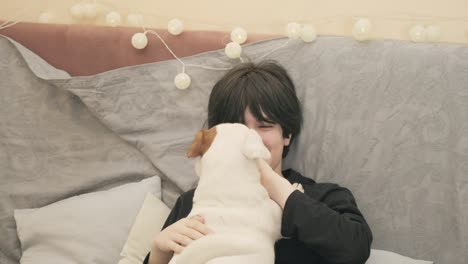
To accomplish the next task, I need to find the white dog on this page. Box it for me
[168,123,282,264]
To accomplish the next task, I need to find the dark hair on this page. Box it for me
[207,60,303,158]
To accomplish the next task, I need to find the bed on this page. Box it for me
[1,21,467,264]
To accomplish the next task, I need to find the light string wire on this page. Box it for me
[1,2,468,79]
[0,5,35,30]
[143,26,293,72]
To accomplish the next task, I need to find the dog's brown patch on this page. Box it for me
[187,127,217,158]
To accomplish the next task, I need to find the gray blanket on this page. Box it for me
[0,36,160,264]
[1,34,467,264]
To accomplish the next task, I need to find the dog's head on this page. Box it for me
[187,123,271,176]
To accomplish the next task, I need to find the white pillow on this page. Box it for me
[367,249,433,264]
[119,193,171,264]
[14,176,161,264]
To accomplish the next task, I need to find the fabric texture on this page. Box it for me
[14,176,161,264]
[65,36,467,263]
[119,193,171,264]
[0,35,159,264]
[367,249,433,264]
[1,31,467,263]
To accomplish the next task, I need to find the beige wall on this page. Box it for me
[1,0,468,44]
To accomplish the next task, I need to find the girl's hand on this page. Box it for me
[152,215,213,254]
[257,159,296,208]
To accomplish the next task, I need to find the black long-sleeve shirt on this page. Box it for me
[144,169,372,264]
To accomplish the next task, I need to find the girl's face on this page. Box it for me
[243,107,291,176]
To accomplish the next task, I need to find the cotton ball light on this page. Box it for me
[131,33,148,49]
[174,73,191,90]
[83,3,98,19]
[168,18,184,35]
[38,12,54,23]
[426,25,441,42]
[127,13,144,27]
[286,22,302,39]
[231,27,248,44]
[225,42,242,59]
[409,25,426,42]
[300,24,317,42]
[352,18,372,41]
[70,3,85,19]
[106,11,122,27]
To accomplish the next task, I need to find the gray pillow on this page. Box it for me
[14,176,161,264]
[66,36,468,264]
[367,249,433,264]
[0,36,159,264]
[67,54,228,192]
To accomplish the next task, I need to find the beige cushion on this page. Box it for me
[119,193,171,264]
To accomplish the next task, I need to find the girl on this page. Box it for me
[145,60,372,264]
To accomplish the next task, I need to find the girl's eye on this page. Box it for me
[259,123,274,128]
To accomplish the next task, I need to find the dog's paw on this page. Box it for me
[292,182,304,193]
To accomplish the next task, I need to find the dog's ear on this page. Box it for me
[242,129,271,160]
[187,127,217,158]
[187,130,204,158]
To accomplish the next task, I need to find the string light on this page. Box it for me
[167,18,183,36]
[135,24,292,89]
[231,27,248,44]
[352,18,372,41]
[0,6,32,30]
[126,13,144,27]
[225,42,242,59]
[2,1,468,89]
[174,72,191,90]
[143,29,194,89]
[38,12,54,23]
[0,21,20,30]
[70,1,98,20]
[300,24,317,43]
[1,2,467,41]
[409,25,426,42]
[131,32,148,49]
[83,3,98,19]
[286,22,302,39]
[105,11,122,27]
[70,3,85,20]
